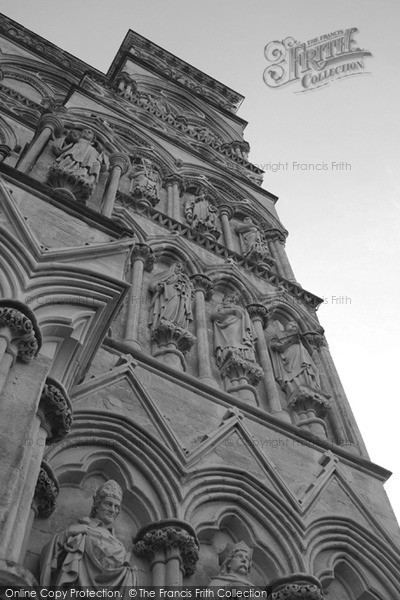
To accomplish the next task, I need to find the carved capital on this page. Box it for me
[34,461,59,518]
[38,377,73,444]
[163,173,184,192]
[109,152,130,175]
[37,113,64,138]
[190,274,213,300]
[287,386,330,417]
[133,520,199,576]
[264,228,287,244]
[151,318,195,354]
[0,299,42,362]
[218,204,233,219]
[302,331,326,349]
[246,303,270,329]
[130,243,155,272]
[268,574,325,599]
[219,351,263,386]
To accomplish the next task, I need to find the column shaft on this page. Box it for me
[220,213,235,250]
[102,165,122,217]
[193,289,217,387]
[125,258,144,348]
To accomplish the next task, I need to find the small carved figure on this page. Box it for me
[209,541,254,587]
[148,262,194,332]
[185,191,218,229]
[52,128,105,184]
[40,480,137,590]
[211,293,257,366]
[129,157,161,202]
[270,320,321,396]
[235,217,271,259]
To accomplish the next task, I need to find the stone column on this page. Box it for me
[125,243,155,349]
[3,377,72,562]
[164,174,183,220]
[17,113,64,174]
[102,152,130,217]
[265,230,296,281]
[133,520,199,586]
[190,274,217,387]
[303,332,346,445]
[268,573,325,599]
[218,204,235,251]
[0,144,12,163]
[246,304,291,422]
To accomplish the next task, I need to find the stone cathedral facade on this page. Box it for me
[0,14,399,598]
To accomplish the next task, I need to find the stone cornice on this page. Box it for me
[0,13,100,80]
[107,33,245,116]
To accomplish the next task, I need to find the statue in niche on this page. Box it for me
[52,128,105,184]
[40,480,137,590]
[129,157,161,203]
[235,217,272,261]
[211,292,257,366]
[148,262,194,332]
[185,191,218,233]
[209,541,254,587]
[270,320,321,397]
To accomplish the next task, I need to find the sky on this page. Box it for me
[1,0,399,524]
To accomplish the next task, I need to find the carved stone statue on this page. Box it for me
[209,541,254,587]
[148,262,194,332]
[40,480,137,590]
[211,293,257,366]
[129,157,161,204]
[185,191,218,235]
[270,320,321,396]
[235,217,272,262]
[49,128,107,202]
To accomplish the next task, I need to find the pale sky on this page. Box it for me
[1,1,399,524]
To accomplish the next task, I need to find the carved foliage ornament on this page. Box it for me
[269,584,325,600]
[34,462,59,518]
[38,378,73,444]
[0,300,42,362]
[133,526,199,576]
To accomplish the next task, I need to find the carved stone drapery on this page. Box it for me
[267,574,325,599]
[211,294,263,405]
[133,520,199,585]
[34,462,59,518]
[0,300,42,364]
[129,157,161,207]
[236,217,275,268]
[38,377,73,444]
[270,322,330,438]
[149,263,195,371]
[185,190,220,240]
[48,127,107,203]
